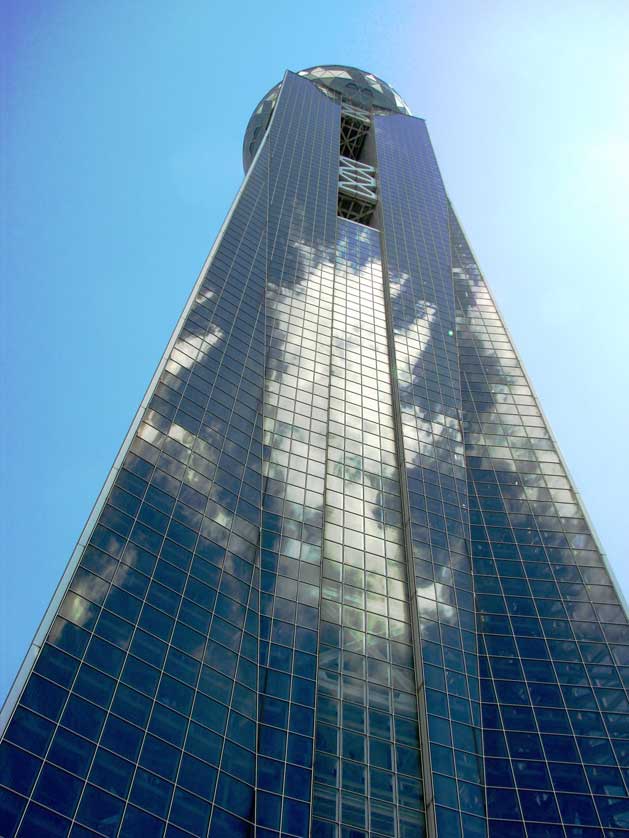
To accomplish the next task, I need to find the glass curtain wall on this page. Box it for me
[1,64,628,838]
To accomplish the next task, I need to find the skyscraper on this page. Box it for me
[1,62,628,837]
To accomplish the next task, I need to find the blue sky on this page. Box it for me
[2,0,628,702]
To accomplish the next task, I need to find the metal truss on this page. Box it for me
[337,156,377,225]
[339,103,371,159]
[337,193,376,224]
[338,156,377,203]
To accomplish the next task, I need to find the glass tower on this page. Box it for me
[1,65,628,838]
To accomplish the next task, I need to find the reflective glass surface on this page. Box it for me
[1,68,627,838]
[0,70,340,838]
[312,218,425,837]
[376,113,484,838]
[256,70,340,836]
[451,206,629,837]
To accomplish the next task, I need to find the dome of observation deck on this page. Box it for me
[243,65,411,172]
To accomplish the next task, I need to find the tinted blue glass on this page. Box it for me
[100,715,143,760]
[61,695,105,740]
[130,769,173,818]
[170,788,211,834]
[5,707,54,755]
[33,763,83,816]
[140,735,180,780]
[2,66,629,838]
[0,743,40,796]
[17,802,70,837]
[111,684,151,726]
[451,200,629,838]
[178,754,217,798]
[73,664,116,707]
[34,644,79,687]
[0,787,26,835]
[89,749,134,797]
[118,805,165,838]
[76,785,124,836]
[20,674,67,720]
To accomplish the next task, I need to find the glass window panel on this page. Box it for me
[0,742,41,796]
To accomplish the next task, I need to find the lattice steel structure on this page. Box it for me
[337,157,377,225]
[339,104,371,160]
[1,65,628,838]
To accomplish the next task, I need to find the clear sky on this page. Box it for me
[2,0,628,703]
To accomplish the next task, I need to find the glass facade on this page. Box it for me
[1,66,627,838]
[312,219,425,837]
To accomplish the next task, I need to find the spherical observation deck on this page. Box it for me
[243,65,411,172]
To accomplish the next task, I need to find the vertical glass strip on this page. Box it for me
[254,71,340,838]
[451,204,629,838]
[0,129,271,838]
[375,114,485,838]
[312,218,426,838]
